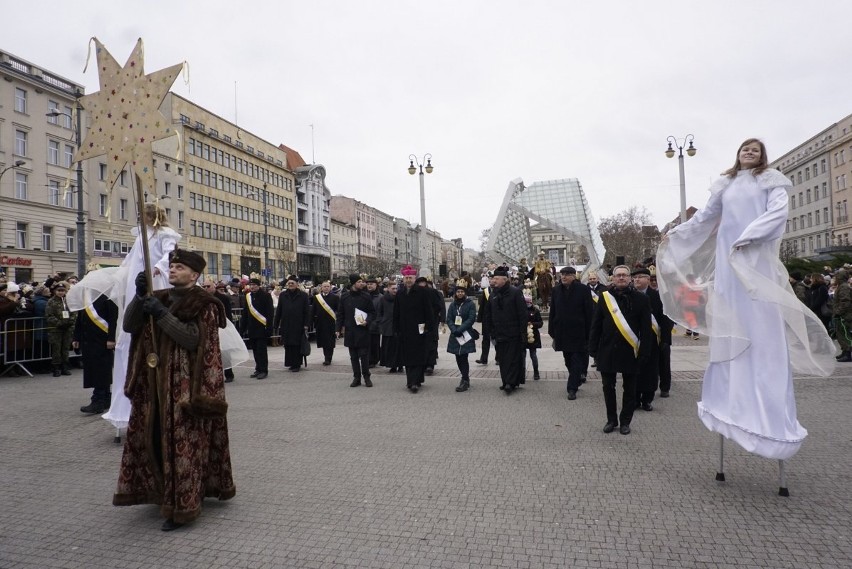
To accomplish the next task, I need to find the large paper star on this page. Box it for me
[75,38,183,194]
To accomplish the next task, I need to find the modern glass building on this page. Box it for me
[486,178,606,269]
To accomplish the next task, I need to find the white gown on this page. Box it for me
[657,169,835,460]
[68,226,180,430]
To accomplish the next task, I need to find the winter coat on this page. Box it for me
[548,280,594,352]
[589,287,653,374]
[524,304,543,350]
[368,291,383,335]
[337,288,375,349]
[644,287,674,345]
[274,289,311,346]
[485,283,527,342]
[377,292,396,337]
[73,294,118,389]
[311,292,339,349]
[393,285,435,366]
[46,295,77,337]
[446,298,477,355]
[240,290,274,339]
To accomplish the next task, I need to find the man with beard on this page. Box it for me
[475,272,495,365]
[377,282,401,372]
[366,277,383,368]
[549,266,595,400]
[486,266,527,394]
[274,275,311,373]
[589,265,653,435]
[311,281,339,365]
[240,277,273,379]
[394,266,435,392]
[115,249,235,531]
[632,267,674,406]
[417,276,446,376]
[337,274,375,387]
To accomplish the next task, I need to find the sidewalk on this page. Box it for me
[2,335,851,569]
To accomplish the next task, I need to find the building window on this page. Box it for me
[119,198,128,220]
[65,187,74,208]
[823,182,828,198]
[207,253,219,277]
[42,226,53,251]
[47,100,59,123]
[822,159,827,174]
[15,172,27,200]
[119,171,127,186]
[15,130,27,156]
[178,210,184,229]
[48,180,60,206]
[62,106,73,129]
[164,162,171,172]
[64,145,74,167]
[177,185,183,199]
[164,181,171,196]
[66,229,76,253]
[99,194,108,216]
[14,88,27,113]
[16,222,28,248]
[48,140,60,165]
[806,189,811,203]
[816,209,821,225]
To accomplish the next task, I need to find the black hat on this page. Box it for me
[559,266,576,275]
[632,268,651,277]
[169,248,206,273]
[230,277,241,285]
[285,275,299,283]
[249,278,262,285]
[493,266,509,277]
[415,276,428,284]
[349,273,363,285]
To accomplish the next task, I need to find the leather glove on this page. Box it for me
[135,271,148,298]
[141,296,169,320]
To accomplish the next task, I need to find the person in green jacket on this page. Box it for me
[46,281,77,376]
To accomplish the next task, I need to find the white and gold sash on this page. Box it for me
[602,291,639,357]
[484,288,490,301]
[591,289,599,303]
[651,314,660,344]
[315,294,336,321]
[246,293,267,326]
[85,304,109,334]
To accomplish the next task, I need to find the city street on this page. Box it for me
[2,335,852,568]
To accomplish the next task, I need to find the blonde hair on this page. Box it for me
[143,203,169,227]
[723,138,769,178]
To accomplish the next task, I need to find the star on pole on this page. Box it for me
[75,38,183,195]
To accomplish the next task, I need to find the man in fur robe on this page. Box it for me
[114,249,235,531]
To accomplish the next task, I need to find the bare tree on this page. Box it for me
[597,206,655,267]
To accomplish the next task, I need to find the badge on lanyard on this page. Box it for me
[62,310,70,319]
[455,315,462,325]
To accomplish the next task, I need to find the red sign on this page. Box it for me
[0,255,33,267]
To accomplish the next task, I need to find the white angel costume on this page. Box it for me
[657,169,835,460]
[69,225,180,429]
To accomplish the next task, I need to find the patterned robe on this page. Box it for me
[113,287,235,523]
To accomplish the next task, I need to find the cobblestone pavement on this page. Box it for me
[2,334,852,568]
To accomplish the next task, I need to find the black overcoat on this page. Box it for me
[589,287,653,374]
[525,305,543,350]
[645,287,673,345]
[376,292,396,337]
[337,288,375,349]
[548,280,595,352]
[274,289,311,346]
[311,292,339,349]
[73,294,118,389]
[240,290,274,339]
[393,285,434,366]
[476,287,492,333]
[486,284,527,342]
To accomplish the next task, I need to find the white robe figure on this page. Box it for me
[68,225,180,430]
[657,169,835,460]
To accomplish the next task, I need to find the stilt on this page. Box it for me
[113,427,122,444]
[778,460,789,497]
[715,434,726,481]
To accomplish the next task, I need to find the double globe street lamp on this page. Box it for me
[408,153,433,277]
[665,134,696,223]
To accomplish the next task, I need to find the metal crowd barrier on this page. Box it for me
[0,317,77,378]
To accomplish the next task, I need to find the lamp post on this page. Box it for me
[47,94,86,277]
[665,134,696,224]
[408,153,433,277]
[248,183,270,282]
[0,160,26,184]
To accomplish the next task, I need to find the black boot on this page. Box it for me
[455,379,469,392]
[80,400,106,414]
[838,351,852,363]
[533,369,540,380]
[61,364,72,376]
[52,365,61,377]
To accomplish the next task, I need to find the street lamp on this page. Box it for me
[408,153,433,277]
[47,93,86,278]
[665,134,696,224]
[247,183,271,282]
[0,160,26,183]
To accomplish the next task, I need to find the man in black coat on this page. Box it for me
[366,277,383,367]
[486,266,527,394]
[337,274,375,387]
[548,266,595,400]
[475,273,495,365]
[377,282,401,372]
[240,278,274,379]
[589,265,653,435]
[394,267,435,392]
[72,293,118,414]
[632,267,674,409]
[311,281,339,365]
[274,275,311,372]
[417,277,446,375]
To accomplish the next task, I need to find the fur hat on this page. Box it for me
[169,248,206,273]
